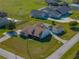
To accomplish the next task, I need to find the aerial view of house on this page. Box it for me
[0,0,79,59]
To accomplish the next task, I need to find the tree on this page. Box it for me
[6,20,16,31]
[69,21,78,26]
[51,21,56,25]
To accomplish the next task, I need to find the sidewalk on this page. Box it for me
[46,33,79,59]
[0,48,24,59]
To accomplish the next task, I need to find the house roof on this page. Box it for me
[21,23,45,37]
[56,6,71,15]
[30,10,47,18]
[45,0,59,3]
[0,12,7,18]
[22,25,34,35]
[41,6,71,18]
[0,17,10,27]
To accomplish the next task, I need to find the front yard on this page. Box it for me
[0,36,62,59]
[0,56,6,59]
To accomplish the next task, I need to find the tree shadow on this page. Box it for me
[70,26,79,32]
[20,34,52,42]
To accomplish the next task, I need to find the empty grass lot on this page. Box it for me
[0,56,6,59]
[0,37,62,59]
[0,0,46,20]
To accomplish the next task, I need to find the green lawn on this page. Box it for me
[0,37,62,59]
[0,56,6,59]
[0,0,46,20]
[61,42,79,59]
[0,29,8,36]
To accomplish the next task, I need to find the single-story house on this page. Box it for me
[20,23,65,41]
[20,23,52,41]
[30,10,48,19]
[42,6,71,17]
[30,5,71,19]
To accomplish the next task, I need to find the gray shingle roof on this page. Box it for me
[45,0,59,3]
[0,18,9,28]
[56,6,71,15]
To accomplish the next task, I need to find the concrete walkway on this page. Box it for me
[48,17,79,23]
[7,18,21,23]
[0,48,24,59]
[0,34,11,43]
[44,24,67,43]
[46,33,79,59]
[70,4,79,7]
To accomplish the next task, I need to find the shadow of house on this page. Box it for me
[70,26,79,32]
[20,23,52,42]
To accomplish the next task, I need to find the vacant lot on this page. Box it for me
[0,0,46,20]
[0,37,62,59]
[0,56,6,59]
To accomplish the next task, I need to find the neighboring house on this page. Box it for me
[41,6,71,19]
[45,0,60,6]
[30,10,48,19]
[20,23,52,41]
[51,25,65,35]
[0,17,10,28]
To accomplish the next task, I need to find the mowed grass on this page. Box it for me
[0,37,62,59]
[61,42,79,59]
[0,0,46,20]
[0,29,8,36]
[0,56,6,59]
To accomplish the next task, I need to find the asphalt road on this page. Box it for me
[46,33,79,59]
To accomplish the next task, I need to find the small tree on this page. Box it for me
[69,21,78,26]
[6,21,16,31]
[51,21,56,25]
